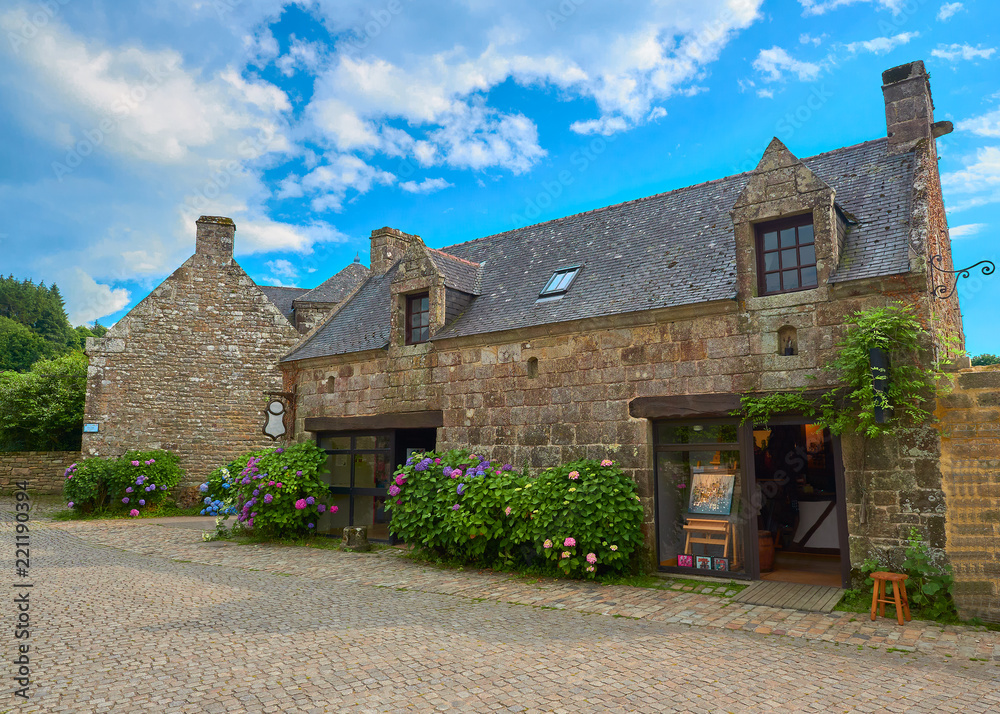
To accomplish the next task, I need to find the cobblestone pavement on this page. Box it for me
[6,513,1000,713]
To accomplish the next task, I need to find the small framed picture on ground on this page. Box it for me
[713,557,729,572]
[695,556,712,570]
[677,554,694,568]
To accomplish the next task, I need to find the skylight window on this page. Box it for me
[539,266,581,298]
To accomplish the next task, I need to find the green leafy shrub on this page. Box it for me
[901,527,955,620]
[0,352,86,451]
[971,353,1000,366]
[62,449,184,515]
[387,451,644,579]
[223,442,329,538]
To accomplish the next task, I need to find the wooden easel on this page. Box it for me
[683,518,734,563]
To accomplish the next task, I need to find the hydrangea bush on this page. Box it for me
[208,442,331,538]
[387,451,644,579]
[63,450,184,516]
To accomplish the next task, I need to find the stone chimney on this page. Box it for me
[195,216,235,262]
[882,60,953,154]
[370,226,418,275]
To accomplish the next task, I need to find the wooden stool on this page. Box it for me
[870,572,911,625]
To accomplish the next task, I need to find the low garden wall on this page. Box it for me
[936,365,1000,623]
[0,451,77,495]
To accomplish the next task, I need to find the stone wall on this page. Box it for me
[936,365,1000,623]
[285,279,946,566]
[0,452,77,494]
[83,217,302,485]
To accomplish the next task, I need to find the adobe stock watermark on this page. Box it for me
[183,125,277,213]
[509,134,617,228]
[51,64,173,182]
[545,0,588,30]
[6,0,72,55]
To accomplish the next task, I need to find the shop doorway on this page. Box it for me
[315,428,436,541]
[752,423,848,588]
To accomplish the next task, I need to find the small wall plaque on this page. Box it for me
[83,423,99,433]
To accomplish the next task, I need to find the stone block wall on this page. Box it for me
[83,218,302,485]
[0,452,78,494]
[286,282,945,566]
[935,365,1000,623]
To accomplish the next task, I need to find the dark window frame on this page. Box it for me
[405,292,430,345]
[755,214,818,296]
[538,265,581,298]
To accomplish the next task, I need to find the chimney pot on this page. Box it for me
[195,216,235,262]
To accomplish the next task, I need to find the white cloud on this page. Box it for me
[844,32,918,55]
[299,155,395,211]
[797,0,906,15]
[275,36,325,77]
[59,268,131,325]
[957,106,1000,138]
[399,177,453,194]
[942,147,1000,211]
[753,47,822,82]
[931,44,997,62]
[757,88,774,99]
[937,2,964,21]
[949,223,986,239]
[264,258,299,282]
[799,34,823,46]
[236,218,348,254]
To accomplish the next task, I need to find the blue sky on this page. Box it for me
[1,0,998,353]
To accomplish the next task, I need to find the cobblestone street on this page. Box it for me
[6,513,1000,713]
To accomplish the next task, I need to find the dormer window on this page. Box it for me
[539,266,581,299]
[405,293,429,345]
[756,215,817,295]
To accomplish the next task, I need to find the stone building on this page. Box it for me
[277,61,982,604]
[83,217,307,482]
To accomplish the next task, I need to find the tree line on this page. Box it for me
[0,275,110,451]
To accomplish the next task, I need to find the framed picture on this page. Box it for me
[687,472,736,515]
[713,557,729,572]
[695,555,712,570]
[677,554,694,568]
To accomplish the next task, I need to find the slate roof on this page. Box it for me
[295,262,370,304]
[257,286,309,321]
[427,248,483,294]
[284,138,915,362]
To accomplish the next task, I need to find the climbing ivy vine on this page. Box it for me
[735,303,951,437]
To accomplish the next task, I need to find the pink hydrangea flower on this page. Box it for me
[610,545,618,551]
[505,506,512,516]
[67,502,74,508]
[129,509,140,517]
[542,539,552,549]
[294,499,307,510]
[269,480,275,486]
[131,460,140,466]
[331,505,339,513]
[586,553,597,564]
[561,551,570,559]
[568,471,579,480]
[563,537,576,547]
[601,459,613,467]
[395,474,406,486]
[434,458,441,464]
[276,483,283,488]
[586,565,595,573]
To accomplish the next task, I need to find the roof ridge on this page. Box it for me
[258,285,307,291]
[441,137,893,252]
[427,246,481,267]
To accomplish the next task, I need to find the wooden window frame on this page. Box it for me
[755,214,818,296]
[405,292,430,345]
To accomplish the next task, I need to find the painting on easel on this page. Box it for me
[687,472,736,516]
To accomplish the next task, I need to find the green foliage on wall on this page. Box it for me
[971,353,1000,366]
[736,303,944,438]
[0,352,87,451]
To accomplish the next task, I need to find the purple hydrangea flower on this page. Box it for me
[317,504,326,513]
[388,485,401,497]
[264,494,273,504]
[442,467,452,478]
[136,476,145,485]
[451,504,460,511]
[275,448,284,453]
[139,499,145,506]
[67,501,74,508]
[306,496,315,505]
[253,489,260,496]
[125,487,133,493]
[502,464,513,472]
[307,523,314,529]
[457,483,466,496]
[122,497,129,504]
[296,470,302,476]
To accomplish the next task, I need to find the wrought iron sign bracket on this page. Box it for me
[929,254,995,299]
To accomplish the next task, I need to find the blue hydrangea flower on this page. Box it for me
[204,497,212,505]
[222,483,230,489]
[199,483,209,492]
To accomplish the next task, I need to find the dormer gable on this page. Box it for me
[731,138,839,301]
